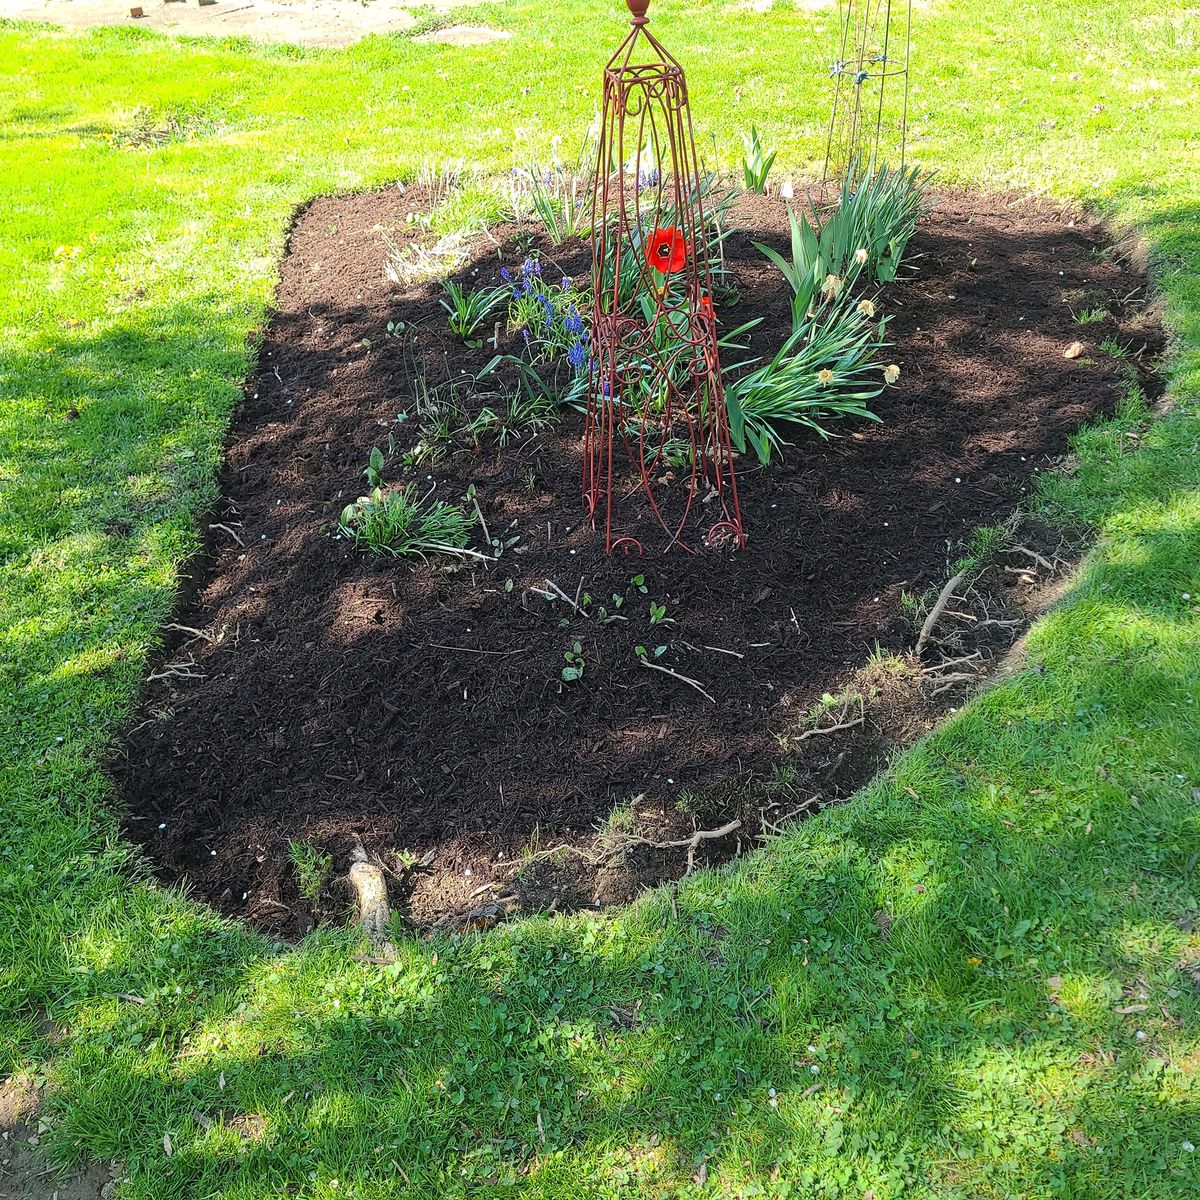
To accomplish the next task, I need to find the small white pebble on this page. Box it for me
[667,778,674,784]
[332,1000,340,1009]
[570,549,576,555]
[1135,1030,1147,1041]
[464,868,473,878]
[955,477,962,484]
[158,822,167,830]
[210,850,217,857]
[1183,593,1192,601]
[1183,1141,1195,1153]
[768,1088,777,1097]
[807,1045,817,1053]
[810,1064,820,1074]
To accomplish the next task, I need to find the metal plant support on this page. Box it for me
[583,0,744,555]
[823,0,912,182]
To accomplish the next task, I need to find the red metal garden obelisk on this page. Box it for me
[582,0,745,554]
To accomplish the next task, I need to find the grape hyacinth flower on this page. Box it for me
[499,266,512,283]
[568,340,586,369]
[522,257,541,278]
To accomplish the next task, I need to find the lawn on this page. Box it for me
[1,1,1198,1196]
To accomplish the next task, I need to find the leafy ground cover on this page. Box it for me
[1,2,1198,1196]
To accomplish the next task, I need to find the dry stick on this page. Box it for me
[470,494,492,549]
[543,578,589,618]
[613,818,742,874]
[429,642,529,657]
[914,568,969,658]
[639,657,715,703]
[1003,565,1038,576]
[924,650,984,674]
[209,522,244,546]
[703,644,745,659]
[166,622,218,643]
[796,714,864,742]
[1008,543,1054,570]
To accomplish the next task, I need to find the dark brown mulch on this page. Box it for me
[113,185,1162,936]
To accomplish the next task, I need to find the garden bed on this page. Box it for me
[114,184,1162,937]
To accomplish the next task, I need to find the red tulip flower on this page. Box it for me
[646,226,689,274]
[699,293,715,321]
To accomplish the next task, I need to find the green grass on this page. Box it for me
[1,2,1198,1195]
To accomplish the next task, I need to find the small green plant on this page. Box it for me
[364,445,385,488]
[740,125,777,194]
[1073,306,1108,325]
[634,644,668,660]
[339,476,471,559]
[562,641,586,682]
[288,840,332,905]
[649,600,670,625]
[631,574,648,595]
[440,279,507,342]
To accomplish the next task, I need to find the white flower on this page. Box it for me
[855,248,869,265]
[883,363,901,385]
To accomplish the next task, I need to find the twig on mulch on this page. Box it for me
[915,568,969,657]
[429,643,530,657]
[758,794,823,836]
[928,673,982,697]
[166,622,222,644]
[607,818,742,874]
[638,657,716,703]
[796,714,864,741]
[538,578,590,618]
[923,650,983,677]
[469,492,492,549]
[680,640,745,659]
[147,658,206,681]
[209,522,245,546]
[1007,543,1054,571]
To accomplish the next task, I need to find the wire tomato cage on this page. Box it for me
[582,0,744,556]
[823,0,912,183]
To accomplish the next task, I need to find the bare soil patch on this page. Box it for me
[113,184,1162,936]
[0,0,480,48]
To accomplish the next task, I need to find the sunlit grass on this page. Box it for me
[0,0,1199,1195]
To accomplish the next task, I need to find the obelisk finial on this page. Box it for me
[626,0,650,23]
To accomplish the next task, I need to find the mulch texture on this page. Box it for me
[114,184,1162,934]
